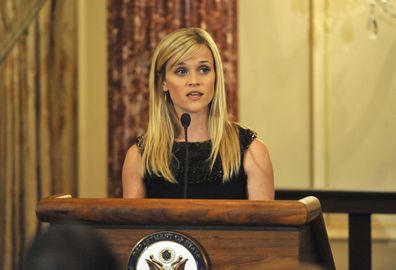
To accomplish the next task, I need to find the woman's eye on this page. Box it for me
[199,66,211,74]
[175,68,187,76]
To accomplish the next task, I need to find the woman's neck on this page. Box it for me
[175,112,210,142]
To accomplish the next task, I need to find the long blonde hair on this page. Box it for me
[142,28,240,183]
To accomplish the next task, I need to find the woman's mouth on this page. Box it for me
[186,91,204,99]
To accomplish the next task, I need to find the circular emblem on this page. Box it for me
[128,231,209,270]
[158,247,176,264]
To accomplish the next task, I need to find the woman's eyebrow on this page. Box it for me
[174,59,211,67]
[171,62,187,69]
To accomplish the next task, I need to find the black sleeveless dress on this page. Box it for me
[136,125,257,199]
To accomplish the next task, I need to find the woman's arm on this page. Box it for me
[122,145,146,198]
[243,138,274,200]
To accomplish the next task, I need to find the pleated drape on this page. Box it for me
[0,1,77,269]
[107,0,238,197]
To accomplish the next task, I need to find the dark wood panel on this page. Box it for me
[299,226,319,265]
[276,189,396,270]
[349,214,371,270]
[94,227,300,269]
[276,189,396,213]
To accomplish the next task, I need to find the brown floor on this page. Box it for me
[330,239,396,270]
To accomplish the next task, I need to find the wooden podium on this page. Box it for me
[36,196,335,269]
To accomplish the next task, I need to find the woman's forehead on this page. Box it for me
[167,45,213,68]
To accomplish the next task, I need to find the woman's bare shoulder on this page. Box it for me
[122,144,145,198]
[244,138,274,200]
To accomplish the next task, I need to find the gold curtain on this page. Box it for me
[0,0,77,269]
[107,0,239,197]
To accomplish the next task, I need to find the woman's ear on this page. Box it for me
[162,81,168,92]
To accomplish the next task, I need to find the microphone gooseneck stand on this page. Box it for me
[180,113,191,199]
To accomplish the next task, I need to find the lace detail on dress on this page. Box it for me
[238,124,257,153]
[169,125,256,184]
[139,124,256,184]
[136,135,144,153]
[171,141,223,184]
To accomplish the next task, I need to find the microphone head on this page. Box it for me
[180,113,191,128]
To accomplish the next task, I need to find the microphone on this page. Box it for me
[181,113,191,128]
[180,113,191,199]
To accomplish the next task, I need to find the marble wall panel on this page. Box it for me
[107,0,238,197]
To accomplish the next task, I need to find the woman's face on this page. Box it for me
[163,45,215,118]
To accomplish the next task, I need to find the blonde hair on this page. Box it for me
[142,28,240,183]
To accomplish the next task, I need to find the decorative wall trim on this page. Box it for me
[0,0,47,63]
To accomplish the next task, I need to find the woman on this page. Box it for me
[122,28,274,200]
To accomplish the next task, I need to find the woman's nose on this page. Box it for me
[187,71,200,86]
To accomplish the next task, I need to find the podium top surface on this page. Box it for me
[37,195,321,226]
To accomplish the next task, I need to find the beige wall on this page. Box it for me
[325,1,396,191]
[78,0,108,198]
[319,0,396,239]
[239,0,312,188]
[239,0,396,239]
